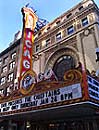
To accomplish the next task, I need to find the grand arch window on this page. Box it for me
[53,55,75,81]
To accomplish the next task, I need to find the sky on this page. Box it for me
[0,0,99,53]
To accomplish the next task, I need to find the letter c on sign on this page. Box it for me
[23,60,30,69]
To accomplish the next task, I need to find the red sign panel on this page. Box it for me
[20,29,34,76]
[19,7,38,94]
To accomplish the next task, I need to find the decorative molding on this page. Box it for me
[45,47,79,71]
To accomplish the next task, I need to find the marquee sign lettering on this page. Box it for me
[88,75,99,100]
[19,7,38,94]
[37,68,58,82]
[0,83,82,116]
[20,29,34,74]
[20,71,37,95]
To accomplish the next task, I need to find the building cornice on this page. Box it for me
[35,2,99,43]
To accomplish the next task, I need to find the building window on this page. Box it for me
[82,17,88,26]
[47,26,50,30]
[79,6,83,11]
[67,13,72,18]
[2,66,7,73]
[56,20,60,25]
[38,32,41,36]
[8,73,14,82]
[46,39,51,46]
[11,52,16,59]
[56,32,61,41]
[96,48,99,62]
[0,60,2,67]
[0,89,4,96]
[35,45,40,52]
[67,25,74,35]
[9,61,16,70]
[53,55,75,81]
[3,56,8,64]
[0,77,6,85]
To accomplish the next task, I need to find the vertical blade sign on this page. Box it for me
[19,7,38,95]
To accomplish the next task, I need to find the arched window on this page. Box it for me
[53,55,75,81]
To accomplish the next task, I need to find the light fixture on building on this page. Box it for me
[49,123,55,127]
[26,121,31,128]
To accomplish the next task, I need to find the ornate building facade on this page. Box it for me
[33,0,99,76]
[0,0,99,130]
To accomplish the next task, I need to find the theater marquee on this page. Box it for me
[0,83,82,116]
[0,68,91,117]
[0,6,93,117]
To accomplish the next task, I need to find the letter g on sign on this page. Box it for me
[23,60,30,69]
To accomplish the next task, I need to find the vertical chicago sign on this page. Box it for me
[19,7,38,95]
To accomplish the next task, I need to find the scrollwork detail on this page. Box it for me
[64,69,82,82]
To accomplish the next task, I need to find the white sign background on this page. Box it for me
[0,83,82,113]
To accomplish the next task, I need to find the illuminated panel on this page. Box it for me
[20,7,38,76]
[0,83,82,116]
[19,7,38,94]
[23,7,38,31]
[88,75,99,100]
[20,29,34,74]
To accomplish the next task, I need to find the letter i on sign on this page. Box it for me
[27,31,31,39]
